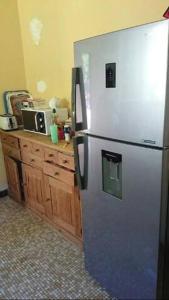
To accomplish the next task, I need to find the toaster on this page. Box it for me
[0,114,18,131]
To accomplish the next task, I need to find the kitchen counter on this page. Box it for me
[0,129,74,156]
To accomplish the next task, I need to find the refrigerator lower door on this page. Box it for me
[80,136,163,299]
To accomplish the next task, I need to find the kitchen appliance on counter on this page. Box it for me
[21,108,52,135]
[3,90,32,126]
[21,107,68,135]
[72,20,169,299]
[0,114,18,131]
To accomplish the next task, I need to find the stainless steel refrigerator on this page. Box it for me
[72,20,169,299]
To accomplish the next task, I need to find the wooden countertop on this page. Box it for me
[0,129,74,156]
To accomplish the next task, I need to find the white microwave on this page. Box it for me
[21,108,52,135]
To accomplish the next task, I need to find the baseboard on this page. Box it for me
[0,184,8,198]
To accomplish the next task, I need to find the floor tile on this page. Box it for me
[0,197,111,299]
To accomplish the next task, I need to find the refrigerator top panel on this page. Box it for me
[74,20,169,148]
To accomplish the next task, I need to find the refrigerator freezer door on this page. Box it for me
[80,136,162,299]
[74,20,169,147]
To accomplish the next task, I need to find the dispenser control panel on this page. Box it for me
[105,63,116,88]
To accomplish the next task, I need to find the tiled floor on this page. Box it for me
[0,197,110,299]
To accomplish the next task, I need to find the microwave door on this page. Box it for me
[22,110,37,131]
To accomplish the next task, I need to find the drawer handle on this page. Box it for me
[63,159,68,164]
[23,144,27,148]
[46,198,50,202]
[54,172,59,176]
[49,154,54,157]
[35,149,40,152]
[31,159,35,162]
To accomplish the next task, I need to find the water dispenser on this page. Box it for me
[102,150,122,199]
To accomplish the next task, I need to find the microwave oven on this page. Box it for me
[21,108,52,135]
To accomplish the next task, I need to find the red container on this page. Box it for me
[58,126,65,140]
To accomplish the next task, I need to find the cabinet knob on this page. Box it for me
[23,144,27,148]
[46,198,50,202]
[63,159,68,164]
[35,149,40,152]
[54,172,59,176]
[31,159,35,162]
[49,154,54,157]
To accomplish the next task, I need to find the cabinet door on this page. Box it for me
[44,175,76,236]
[4,155,22,202]
[22,164,45,214]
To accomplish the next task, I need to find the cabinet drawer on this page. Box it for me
[43,162,74,186]
[2,144,21,160]
[58,152,75,170]
[20,139,32,153]
[44,148,58,164]
[22,152,42,169]
[32,143,44,158]
[1,133,19,149]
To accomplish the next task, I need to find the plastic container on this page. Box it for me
[58,126,65,140]
[64,125,71,143]
[50,124,58,144]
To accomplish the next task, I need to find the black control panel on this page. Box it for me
[105,63,116,88]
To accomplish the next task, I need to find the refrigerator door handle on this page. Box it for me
[73,135,88,190]
[71,67,87,131]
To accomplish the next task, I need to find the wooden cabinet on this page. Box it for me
[22,164,45,215]
[4,155,22,202]
[44,175,77,236]
[0,130,82,244]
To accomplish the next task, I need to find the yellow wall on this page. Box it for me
[17,0,169,104]
[0,0,26,112]
[0,0,26,188]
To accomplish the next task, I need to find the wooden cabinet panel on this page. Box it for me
[43,162,74,185]
[44,147,58,164]
[2,143,21,160]
[45,175,76,235]
[22,152,43,169]
[1,133,19,149]
[21,140,44,167]
[32,143,44,158]
[22,164,45,214]
[4,156,22,202]
[44,175,82,239]
[20,139,32,153]
[58,152,75,170]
